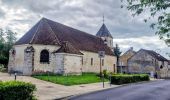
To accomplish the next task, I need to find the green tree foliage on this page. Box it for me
[114,44,122,67]
[121,0,170,46]
[0,28,17,67]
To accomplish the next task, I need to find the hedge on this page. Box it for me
[0,81,36,100]
[110,74,149,85]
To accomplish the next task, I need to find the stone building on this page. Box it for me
[128,49,169,78]
[168,60,170,77]
[119,47,136,73]
[8,18,117,75]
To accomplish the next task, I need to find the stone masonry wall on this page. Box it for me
[9,44,117,75]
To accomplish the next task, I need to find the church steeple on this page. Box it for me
[96,24,113,38]
[96,16,113,48]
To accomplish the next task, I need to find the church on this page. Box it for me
[8,18,117,75]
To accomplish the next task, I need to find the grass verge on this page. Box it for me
[32,73,108,86]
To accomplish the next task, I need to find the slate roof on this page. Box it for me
[96,24,113,38]
[142,49,168,61]
[15,18,113,55]
[54,41,83,55]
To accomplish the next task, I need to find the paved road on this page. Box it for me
[69,80,170,100]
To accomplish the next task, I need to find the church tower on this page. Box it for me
[96,16,113,48]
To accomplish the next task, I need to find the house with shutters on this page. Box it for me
[8,18,117,75]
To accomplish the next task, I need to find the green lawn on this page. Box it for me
[32,73,107,86]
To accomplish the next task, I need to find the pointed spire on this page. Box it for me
[103,14,105,24]
[96,23,113,38]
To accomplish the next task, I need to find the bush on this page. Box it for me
[111,74,149,85]
[0,56,8,65]
[0,81,37,100]
[0,65,7,72]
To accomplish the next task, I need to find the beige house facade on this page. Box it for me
[128,49,169,78]
[8,18,117,75]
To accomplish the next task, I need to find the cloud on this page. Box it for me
[0,5,5,18]
[0,0,169,58]
[114,36,170,58]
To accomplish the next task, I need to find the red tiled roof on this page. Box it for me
[15,18,114,55]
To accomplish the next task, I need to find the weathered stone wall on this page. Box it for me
[8,44,29,73]
[101,37,113,48]
[64,53,83,74]
[128,50,169,78]
[128,50,158,73]
[51,53,64,74]
[9,44,117,75]
[120,49,136,67]
[81,51,117,73]
[32,44,60,72]
[23,49,34,75]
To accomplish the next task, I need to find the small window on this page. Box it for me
[113,64,116,73]
[40,49,49,63]
[102,59,104,66]
[91,58,93,66]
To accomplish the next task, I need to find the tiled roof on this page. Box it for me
[54,41,83,55]
[15,18,113,55]
[96,24,113,38]
[142,49,168,61]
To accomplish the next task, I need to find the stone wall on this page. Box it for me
[8,44,29,73]
[120,49,135,67]
[128,50,169,78]
[128,50,157,73]
[23,46,34,75]
[63,53,83,74]
[32,44,59,72]
[81,51,117,73]
[101,37,113,48]
[8,44,117,75]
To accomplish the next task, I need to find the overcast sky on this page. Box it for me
[0,0,169,58]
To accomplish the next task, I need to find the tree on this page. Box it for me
[0,29,17,67]
[6,29,17,47]
[114,44,122,69]
[0,28,5,56]
[0,28,5,43]
[121,0,170,46]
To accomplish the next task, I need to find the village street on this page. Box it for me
[0,72,120,100]
[69,80,170,100]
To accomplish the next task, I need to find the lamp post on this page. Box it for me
[98,38,107,88]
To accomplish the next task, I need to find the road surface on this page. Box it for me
[69,80,170,100]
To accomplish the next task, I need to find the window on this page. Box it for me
[113,64,116,73]
[40,49,49,63]
[91,58,93,66]
[102,59,104,66]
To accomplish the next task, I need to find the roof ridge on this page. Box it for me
[43,18,61,45]
[44,18,102,40]
[141,49,168,61]
[29,19,42,44]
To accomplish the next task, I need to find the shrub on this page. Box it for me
[111,74,149,85]
[0,65,7,72]
[0,81,37,100]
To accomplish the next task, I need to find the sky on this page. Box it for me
[0,0,169,58]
